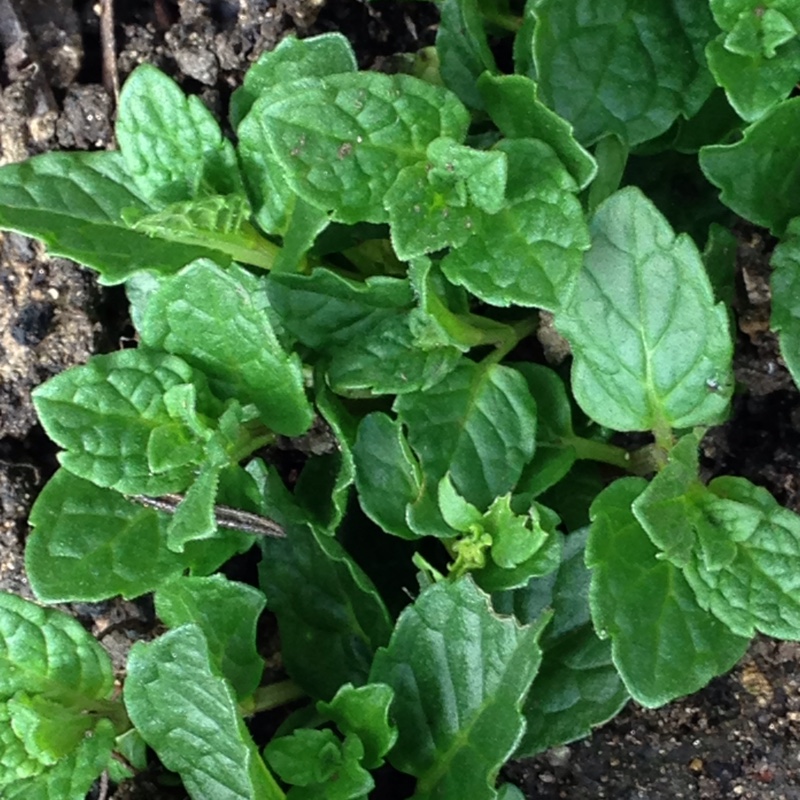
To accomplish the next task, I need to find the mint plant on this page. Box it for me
[1,2,800,796]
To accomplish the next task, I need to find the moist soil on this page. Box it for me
[2,2,800,799]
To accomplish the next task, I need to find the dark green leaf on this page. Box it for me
[772,221,800,388]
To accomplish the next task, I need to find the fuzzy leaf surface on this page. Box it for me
[587,479,750,707]
[370,577,545,800]
[139,260,312,435]
[124,625,282,800]
[532,0,718,146]
[556,187,733,432]
[155,575,266,700]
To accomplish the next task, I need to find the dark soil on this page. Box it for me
[2,2,800,799]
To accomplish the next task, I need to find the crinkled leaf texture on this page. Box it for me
[531,0,718,145]
[370,577,547,800]
[124,624,283,800]
[556,187,733,432]
[155,575,266,700]
[587,479,750,707]
[0,593,117,797]
[493,529,629,755]
[139,259,313,435]
[0,152,214,284]
[700,98,800,236]
[32,349,218,495]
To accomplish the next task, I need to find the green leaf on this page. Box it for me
[395,360,537,511]
[155,575,266,700]
[771,220,800,388]
[124,625,283,800]
[117,64,242,203]
[499,529,629,757]
[436,0,498,110]
[706,36,800,122]
[316,683,398,770]
[231,33,357,128]
[477,73,596,190]
[587,479,750,707]
[264,729,372,799]
[0,152,214,284]
[139,260,313,436]
[710,0,800,58]
[531,0,718,146]
[245,71,469,223]
[258,470,393,700]
[0,592,114,703]
[556,187,733,432]
[440,138,590,310]
[26,470,188,602]
[353,412,425,540]
[128,194,278,270]
[700,98,800,235]
[32,349,217,495]
[370,577,547,800]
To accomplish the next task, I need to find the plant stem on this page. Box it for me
[568,436,665,476]
[482,316,538,365]
[242,680,306,716]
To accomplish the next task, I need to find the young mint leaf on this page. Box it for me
[139,260,313,436]
[27,470,187,602]
[477,73,597,190]
[258,469,393,701]
[440,138,588,311]
[125,624,283,800]
[706,36,800,122]
[116,64,242,204]
[370,577,547,800]
[32,349,218,495]
[587,479,750,707]
[436,0,498,110]
[497,530,629,757]
[244,71,469,224]
[316,683,398,770]
[0,152,214,284]
[700,98,800,235]
[231,32,357,128]
[353,412,425,540]
[395,360,537,511]
[155,575,266,700]
[771,220,800,387]
[264,729,372,799]
[710,0,800,57]
[128,195,278,270]
[556,186,733,432]
[437,473,484,533]
[531,0,718,146]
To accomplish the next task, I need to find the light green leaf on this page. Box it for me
[117,64,241,203]
[771,220,800,388]
[700,98,800,235]
[436,0,498,110]
[247,71,469,223]
[316,683,398,770]
[556,186,733,432]
[531,0,718,146]
[498,529,629,757]
[587,479,750,707]
[139,260,313,435]
[155,575,266,700]
[128,194,278,270]
[370,577,546,800]
[441,138,589,311]
[32,349,217,495]
[394,360,537,512]
[477,73,596,189]
[0,152,214,284]
[231,33,357,128]
[125,625,283,800]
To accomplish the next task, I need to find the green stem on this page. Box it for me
[482,10,522,32]
[241,680,307,716]
[567,435,669,476]
[481,316,538,366]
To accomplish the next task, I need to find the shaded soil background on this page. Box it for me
[1,1,800,798]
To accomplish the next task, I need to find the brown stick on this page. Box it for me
[99,0,119,107]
